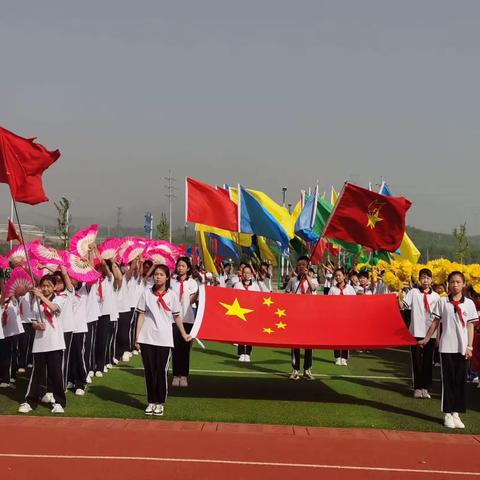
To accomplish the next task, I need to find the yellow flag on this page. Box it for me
[330,186,339,206]
[195,224,252,247]
[257,236,277,266]
[291,200,302,225]
[197,231,219,275]
[391,233,421,264]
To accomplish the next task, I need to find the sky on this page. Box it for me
[1,1,480,234]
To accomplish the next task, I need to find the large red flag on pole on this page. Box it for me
[192,286,415,349]
[6,219,22,243]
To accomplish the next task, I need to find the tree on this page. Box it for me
[453,222,470,264]
[54,197,71,248]
[156,212,169,240]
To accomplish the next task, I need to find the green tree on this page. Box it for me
[54,197,71,248]
[156,212,169,240]
[453,222,470,263]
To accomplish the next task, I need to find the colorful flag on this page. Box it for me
[323,183,412,252]
[330,186,339,205]
[197,231,219,275]
[256,236,277,266]
[186,178,238,232]
[195,224,252,247]
[0,126,60,205]
[211,233,239,259]
[191,286,415,349]
[6,219,22,243]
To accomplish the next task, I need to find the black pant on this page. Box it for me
[0,337,14,383]
[334,350,349,359]
[63,332,73,387]
[129,308,138,352]
[18,324,34,369]
[292,349,312,371]
[237,345,252,356]
[94,315,110,372]
[140,343,171,404]
[68,332,87,390]
[441,353,467,414]
[84,321,97,373]
[411,338,435,390]
[26,350,66,408]
[172,323,193,376]
[107,321,117,364]
[115,311,133,359]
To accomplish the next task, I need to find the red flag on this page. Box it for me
[186,177,238,231]
[323,183,411,252]
[192,286,415,349]
[0,126,60,205]
[6,219,22,243]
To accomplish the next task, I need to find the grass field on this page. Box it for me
[1,342,480,434]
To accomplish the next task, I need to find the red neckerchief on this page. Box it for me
[153,289,171,312]
[2,300,9,327]
[19,301,23,316]
[98,280,104,303]
[300,278,308,294]
[242,280,252,291]
[338,284,346,295]
[178,277,185,301]
[41,300,55,328]
[450,297,465,328]
[422,289,431,313]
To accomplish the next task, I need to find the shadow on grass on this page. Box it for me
[91,385,145,410]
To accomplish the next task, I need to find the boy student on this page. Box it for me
[402,268,441,399]
[285,256,318,380]
[418,271,478,429]
[328,268,356,365]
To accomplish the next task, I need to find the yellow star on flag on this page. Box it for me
[263,327,274,334]
[275,321,287,329]
[275,308,286,318]
[263,297,274,307]
[219,298,254,322]
[367,210,383,229]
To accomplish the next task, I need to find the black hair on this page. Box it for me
[358,271,369,279]
[39,274,57,287]
[297,255,310,264]
[242,264,254,273]
[333,267,345,275]
[447,271,466,283]
[418,268,433,279]
[175,256,192,279]
[151,264,171,291]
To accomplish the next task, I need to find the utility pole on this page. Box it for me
[164,170,176,243]
[116,206,123,236]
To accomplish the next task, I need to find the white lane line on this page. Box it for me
[0,453,477,476]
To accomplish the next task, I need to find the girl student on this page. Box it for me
[418,271,478,429]
[233,264,260,362]
[328,267,356,366]
[170,257,199,387]
[18,275,68,414]
[135,264,192,416]
[18,289,35,373]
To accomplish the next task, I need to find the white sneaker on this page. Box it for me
[341,358,348,366]
[122,352,130,362]
[112,358,119,365]
[144,403,155,415]
[0,382,10,388]
[75,389,85,396]
[17,368,26,373]
[444,413,455,429]
[88,371,94,377]
[103,367,108,373]
[244,355,251,362]
[238,354,245,362]
[335,358,342,366]
[132,350,139,356]
[66,382,74,390]
[413,389,423,399]
[422,389,431,399]
[289,370,300,380]
[434,362,441,367]
[9,378,16,383]
[153,404,164,416]
[171,376,180,387]
[41,392,55,404]
[95,371,103,378]
[106,363,113,369]
[126,351,133,358]
[179,376,188,387]
[27,364,33,368]
[18,402,32,413]
[452,413,465,429]
[303,369,314,380]
[86,376,92,384]
[472,377,479,384]
[51,403,64,414]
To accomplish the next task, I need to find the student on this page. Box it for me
[217,260,234,288]
[286,256,318,379]
[85,280,101,383]
[17,291,35,372]
[233,265,260,362]
[170,257,199,387]
[402,268,441,399]
[329,268,356,365]
[418,271,478,429]
[135,264,192,416]
[257,262,273,293]
[357,271,373,295]
[18,275,66,414]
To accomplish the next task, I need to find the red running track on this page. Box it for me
[0,417,479,480]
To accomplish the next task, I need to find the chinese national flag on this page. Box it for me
[186,177,238,231]
[191,286,415,349]
[0,126,60,205]
[323,183,411,252]
[6,219,22,243]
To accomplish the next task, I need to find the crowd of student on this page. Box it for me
[1,246,479,428]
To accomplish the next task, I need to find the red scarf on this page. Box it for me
[338,284,346,295]
[98,280,104,303]
[19,301,23,316]
[300,278,308,294]
[423,291,431,313]
[2,300,9,327]
[153,290,170,312]
[178,278,185,301]
[41,302,54,328]
[451,300,466,328]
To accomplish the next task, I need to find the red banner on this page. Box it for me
[192,286,415,349]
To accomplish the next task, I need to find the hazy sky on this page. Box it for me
[2,1,480,234]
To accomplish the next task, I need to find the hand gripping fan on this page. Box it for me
[69,224,99,259]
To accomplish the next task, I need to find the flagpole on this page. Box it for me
[9,199,13,249]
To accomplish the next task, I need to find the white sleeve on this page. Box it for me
[136,292,146,313]
[171,292,181,316]
[402,289,414,309]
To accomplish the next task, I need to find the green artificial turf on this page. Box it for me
[1,342,479,433]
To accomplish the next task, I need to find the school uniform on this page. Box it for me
[55,289,75,387]
[129,277,146,353]
[403,288,441,392]
[329,284,356,360]
[95,276,116,373]
[170,277,198,378]
[85,282,101,374]
[257,276,273,293]
[0,301,24,384]
[136,288,181,404]
[18,293,35,369]
[69,285,89,391]
[217,272,234,288]
[286,276,319,372]
[432,296,478,414]
[234,281,260,357]
[25,295,67,408]
[115,276,134,360]
[323,271,333,295]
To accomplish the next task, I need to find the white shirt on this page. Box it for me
[403,288,441,338]
[86,282,101,323]
[2,301,24,337]
[19,292,35,323]
[217,272,234,288]
[374,280,390,295]
[55,289,75,333]
[73,285,89,333]
[355,285,373,295]
[136,288,181,347]
[233,281,261,292]
[117,276,131,313]
[31,295,66,353]
[432,296,478,354]
[257,277,273,293]
[99,276,118,321]
[171,277,199,324]
[328,284,357,296]
[285,277,318,295]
